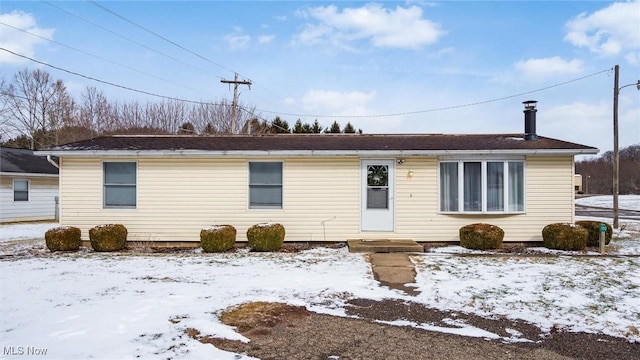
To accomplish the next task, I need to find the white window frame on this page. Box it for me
[438,158,525,214]
[103,161,137,209]
[248,161,283,210]
[13,179,29,202]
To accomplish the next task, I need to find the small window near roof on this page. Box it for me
[103,162,136,208]
[249,162,283,209]
[13,180,29,202]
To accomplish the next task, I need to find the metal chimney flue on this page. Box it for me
[523,100,538,141]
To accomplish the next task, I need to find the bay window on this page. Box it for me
[439,160,524,213]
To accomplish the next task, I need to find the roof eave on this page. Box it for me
[36,148,599,158]
[0,171,59,178]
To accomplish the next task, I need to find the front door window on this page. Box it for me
[367,165,389,209]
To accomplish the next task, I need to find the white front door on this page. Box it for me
[361,159,395,232]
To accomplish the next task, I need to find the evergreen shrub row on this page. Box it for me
[199,223,285,252]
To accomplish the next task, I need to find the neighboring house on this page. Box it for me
[1,147,59,223]
[574,174,583,194]
[39,102,598,245]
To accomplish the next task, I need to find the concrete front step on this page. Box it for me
[347,239,423,253]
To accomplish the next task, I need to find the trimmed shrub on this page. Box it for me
[89,224,127,252]
[45,226,81,252]
[459,223,504,250]
[575,221,612,246]
[200,225,236,253]
[246,223,285,252]
[542,223,588,251]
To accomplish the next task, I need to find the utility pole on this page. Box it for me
[220,73,251,134]
[613,64,620,229]
[612,65,640,229]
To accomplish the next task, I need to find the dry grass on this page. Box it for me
[219,302,310,332]
[185,302,311,350]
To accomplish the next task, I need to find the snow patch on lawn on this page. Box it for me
[1,195,639,358]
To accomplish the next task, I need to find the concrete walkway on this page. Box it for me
[367,253,419,295]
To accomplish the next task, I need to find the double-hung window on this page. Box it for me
[439,160,524,213]
[249,162,283,209]
[13,179,29,202]
[103,162,136,208]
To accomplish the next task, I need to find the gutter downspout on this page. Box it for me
[47,155,59,169]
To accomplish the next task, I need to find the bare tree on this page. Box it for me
[148,99,188,133]
[576,144,640,195]
[79,86,114,136]
[117,100,146,130]
[241,118,270,134]
[3,69,74,149]
[188,99,255,134]
[0,77,11,142]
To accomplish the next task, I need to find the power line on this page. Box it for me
[0,47,220,106]
[0,21,209,96]
[84,0,304,116]
[42,0,219,80]
[0,47,613,122]
[251,68,614,118]
[87,0,240,79]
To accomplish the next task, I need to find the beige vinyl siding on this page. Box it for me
[59,155,575,243]
[60,157,362,242]
[0,175,58,223]
[393,155,574,243]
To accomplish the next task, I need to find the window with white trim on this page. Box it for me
[103,162,136,208]
[249,162,283,209]
[13,179,29,202]
[439,160,524,213]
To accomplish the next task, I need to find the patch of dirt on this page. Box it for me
[219,302,310,332]
[194,300,640,360]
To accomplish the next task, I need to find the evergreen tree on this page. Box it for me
[311,119,323,133]
[271,116,290,133]
[292,119,305,133]
[301,123,313,133]
[343,122,356,133]
[326,121,342,133]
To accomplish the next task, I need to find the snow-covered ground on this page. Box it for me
[1,195,639,359]
[576,194,640,210]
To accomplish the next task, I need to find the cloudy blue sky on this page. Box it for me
[0,0,638,154]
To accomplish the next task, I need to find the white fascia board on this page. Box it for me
[36,148,598,158]
[0,172,59,178]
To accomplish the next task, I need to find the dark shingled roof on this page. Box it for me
[48,133,598,153]
[1,147,59,174]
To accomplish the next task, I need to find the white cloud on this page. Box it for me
[258,34,275,44]
[301,89,376,115]
[624,50,640,65]
[514,57,584,81]
[542,101,612,151]
[0,11,54,64]
[224,27,250,50]
[564,0,640,62]
[295,3,444,49]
